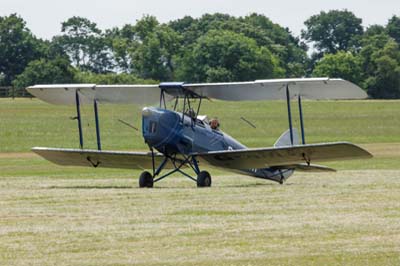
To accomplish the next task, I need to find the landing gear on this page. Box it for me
[197,171,212,187]
[140,152,212,188]
[139,171,154,188]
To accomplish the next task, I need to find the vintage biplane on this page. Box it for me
[27,78,372,187]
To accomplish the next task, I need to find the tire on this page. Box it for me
[197,171,212,187]
[139,171,154,188]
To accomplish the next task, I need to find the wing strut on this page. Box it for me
[298,95,306,145]
[94,99,102,150]
[75,92,103,151]
[286,84,307,146]
[75,90,84,149]
[286,84,294,145]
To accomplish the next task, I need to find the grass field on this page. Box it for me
[1,98,400,265]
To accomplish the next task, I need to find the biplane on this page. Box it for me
[27,78,372,187]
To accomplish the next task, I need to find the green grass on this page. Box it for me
[1,166,400,265]
[1,98,400,152]
[1,98,400,265]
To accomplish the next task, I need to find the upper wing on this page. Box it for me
[26,78,367,105]
[32,147,174,170]
[26,84,161,105]
[184,78,367,101]
[194,142,372,170]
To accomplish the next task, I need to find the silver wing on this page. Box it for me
[26,78,367,105]
[184,78,368,100]
[26,84,161,105]
[194,142,372,170]
[32,142,371,172]
[32,147,174,170]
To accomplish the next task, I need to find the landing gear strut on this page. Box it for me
[138,153,212,188]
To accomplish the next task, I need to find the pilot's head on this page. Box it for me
[210,118,220,130]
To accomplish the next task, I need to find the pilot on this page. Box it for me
[209,118,220,130]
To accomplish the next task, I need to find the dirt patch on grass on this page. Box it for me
[361,143,400,157]
[0,152,38,159]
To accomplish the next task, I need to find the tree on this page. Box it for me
[312,51,362,85]
[74,71,156,84]
[106,16,180,80]
[169,13,308,77]
[12,57,75,88]
[168,16,196,45]
[129,17,181,81]
[105,25,137,73]
[0,14,45,85]
[176,30,283,82]
[302,10,363,55]
[242,13,309,77]
[134,15,159,40]
[55,16,113,73]
[387,15,400,44]
[364,25,386,37]
[364,40,400,98]
[358,31,394,90]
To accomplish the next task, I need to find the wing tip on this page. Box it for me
[345,142,374,158]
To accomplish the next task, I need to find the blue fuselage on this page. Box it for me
[142,107,245,155]
[142,107,293,183]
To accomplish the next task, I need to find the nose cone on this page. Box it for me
[142,107,160,139]
[142,107,153,117]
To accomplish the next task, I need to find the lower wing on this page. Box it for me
[193,142,372,170]
[32,142,371,172]
[31,147,174,170]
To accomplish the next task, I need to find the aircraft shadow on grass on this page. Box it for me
[47,185,134,189]
[46,181,289,190]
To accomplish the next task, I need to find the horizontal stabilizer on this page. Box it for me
[32,147,174,170]
[274,163,336,172]
[194,142,372,170]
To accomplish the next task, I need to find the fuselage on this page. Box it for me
[142,107,245,155]
[142,107,293,183]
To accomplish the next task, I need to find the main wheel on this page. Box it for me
[197,171,212,187]
[139,171,154,188]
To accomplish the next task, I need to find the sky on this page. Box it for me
[1,0,400,40]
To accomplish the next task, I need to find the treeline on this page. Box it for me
[1,11,400,98]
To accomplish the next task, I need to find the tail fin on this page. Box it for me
[274,128,299,147]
